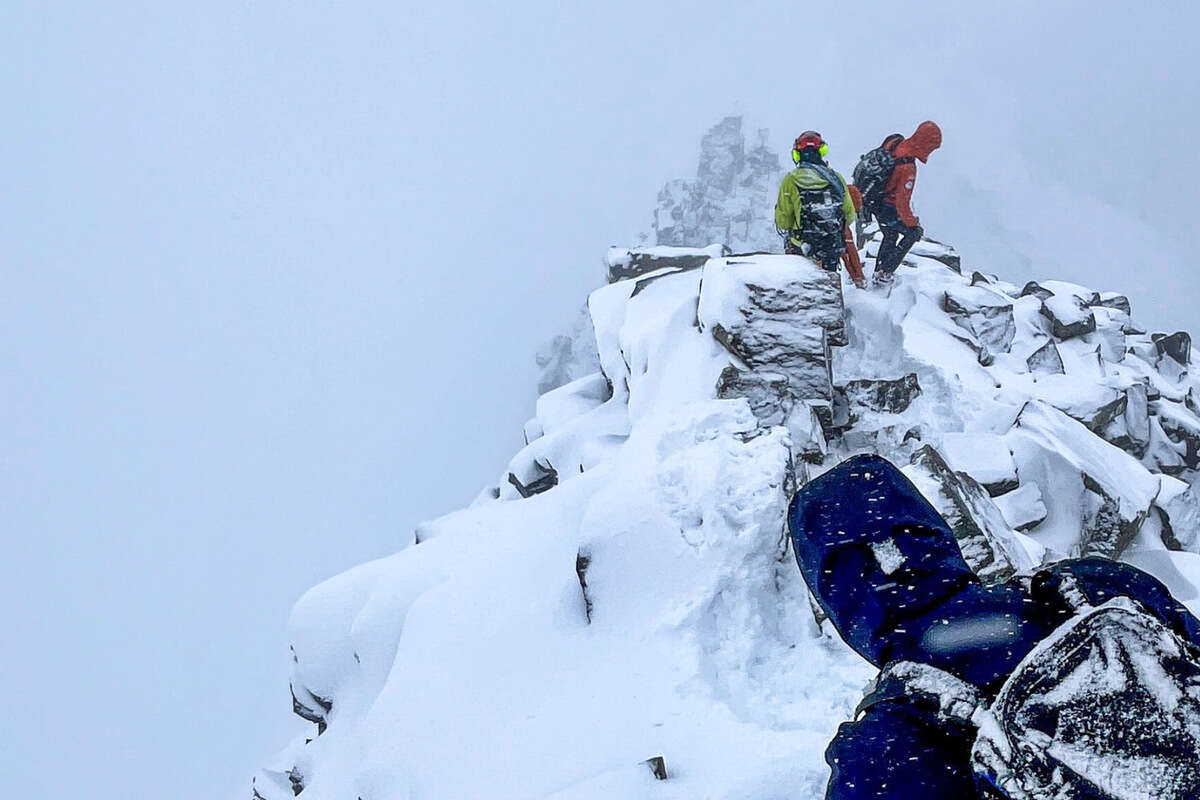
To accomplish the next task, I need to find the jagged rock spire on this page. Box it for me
[651,116,782,254]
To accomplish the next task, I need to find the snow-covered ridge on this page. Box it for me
[256,229,1200,798]
[254,118,1200,797]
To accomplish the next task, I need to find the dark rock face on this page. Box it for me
[1153,331,1192,365]
[576,550,593,624]
[1040,295,1097,340]
[703,261,843,406]
[644,756,669,781]
[1027,338,1065,375]
[1154,399,1200,469]
[942,288,1016,356]
[606,247,726,283]
[717,366,792,427]
[1079,476,1140,559]
[1020,281,1054,301]
[840,374,921,415]
[1159,486,1200,552]
[1095,293,1132,316]
[291,681,331,734]
[1077,393,1128,434]
[908,239,962,272]
[1099,384,1151,457]
[507,462,559,498]
[711,322,833,402]
[907,445,1027,584]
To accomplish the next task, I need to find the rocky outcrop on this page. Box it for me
[1040,294,1097,339]
[904,446,1033,583]
[1007,401,1158,559]
[717,366,792,427]
[1154,331,1192,365]
[605,244,728,283]
[651,116,783,254]
[942,285,1015,360]
[993,483,1048,532]
[939,433,1020,497]
[1026,338,1065,375]
[840,374,921,416]
[699,256,843,408]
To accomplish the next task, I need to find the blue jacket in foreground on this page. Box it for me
[788,454,1200,799]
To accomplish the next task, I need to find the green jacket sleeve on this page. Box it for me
[775,175,797,232]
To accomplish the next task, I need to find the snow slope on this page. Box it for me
[257,134,1200,800]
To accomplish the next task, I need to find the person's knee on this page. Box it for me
[826,703,978,799]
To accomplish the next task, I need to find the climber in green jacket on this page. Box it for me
[775,131,859,278]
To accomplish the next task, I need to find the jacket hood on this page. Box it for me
[894,121,942,163]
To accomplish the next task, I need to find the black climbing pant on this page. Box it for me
[874,203,923,277]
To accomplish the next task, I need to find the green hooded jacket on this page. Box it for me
[774,165,856,247]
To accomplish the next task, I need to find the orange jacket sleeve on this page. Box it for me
[884,161,919,228]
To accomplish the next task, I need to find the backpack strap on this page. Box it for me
[800,163,846,206]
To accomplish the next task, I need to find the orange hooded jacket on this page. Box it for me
[883,121,942,228]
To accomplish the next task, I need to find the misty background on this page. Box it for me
[4,1,1197,797]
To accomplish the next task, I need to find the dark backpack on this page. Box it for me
[795,163,847,260]
[869,596,1200,799]
[852,135,912,217]
[973,596,1200,799]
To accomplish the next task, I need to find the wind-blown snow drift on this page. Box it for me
[256,235,1200,798]
[255,123,1200,799]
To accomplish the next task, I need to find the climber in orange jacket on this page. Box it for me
[874,121,942,285]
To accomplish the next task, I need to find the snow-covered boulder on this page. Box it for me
[1026,338,1065,375]
[1007,401,1159,558]
[1040,294,1097,340]
[938,433,1019,496]
[840,374,921,416]
[941,284,1016,361]
[908,238,961,272]
[1154,331,1192,366]
[605,244,727,283]
[904,445,1034,583]
[994,482,1049,532]
[698,255,843,406]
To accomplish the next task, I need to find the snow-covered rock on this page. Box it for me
[605,244,728,283]
[1040,293,1097,339]
[904,445,1034,583]
[994,482,1049,532]
[938,433,1019,496]
[651,116,783,254]
[941,284,1015,362]
[1026,338,1065,375]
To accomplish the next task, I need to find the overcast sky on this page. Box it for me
[4,1,1198,797]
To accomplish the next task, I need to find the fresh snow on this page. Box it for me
[258,170,1200,799]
